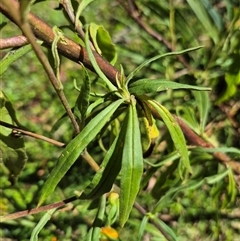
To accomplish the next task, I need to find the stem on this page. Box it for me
[60,0,85,40]
[0,120,102,172]
[1,196,77,222]
[0,35,28,49]
[0,121,65,147]
[81,150,100,172]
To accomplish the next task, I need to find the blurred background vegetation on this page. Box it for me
[1,0,240,240]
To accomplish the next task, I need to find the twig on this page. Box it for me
[0,120,65,147]
[0,120,102,174]
[59,0,95,50]
[133,202,175,241]
[59,0,84,40]
[0,35,28,49]
[81,149,99,172]
[0,196,77,222]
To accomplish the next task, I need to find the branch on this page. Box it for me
[0,120,65,147]
[59,0,85,42]
[0,35,28,49]
[0,196,77,222]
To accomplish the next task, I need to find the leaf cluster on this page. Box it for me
[1,1,240,241]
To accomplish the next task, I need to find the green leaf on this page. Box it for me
[38,99,123,206]
[83,196,106,241]
[216,71,240,103]
[205,168,230,185]
[227,170,238,204]
[202,0,223,31]
[137,104,152,154]
[152,218,178,241]
[2,91,26,129]
[0,135,28,184]
[147,100,192,176]
[153,179,204,213]
[74,65,90,127]
[0,45,32,76]
[30,208,56,241]
[51,112,69,134]
[52,26,64,88]
[192,146,240,155]
[80,126,124,199]
[0,14,9,30]
[137,215,149,241]
[193,90,210,134]
[89,23,117,64]
[119,97,143,227]
[186,0,219,43]
[176,106,200,134]
[129,78,211,95]
[126,46,204,83]
[75,0,95,23]
[85,26,117,92]
[151,161,179,200]
[0,91,28,184]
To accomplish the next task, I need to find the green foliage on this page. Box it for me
[89,23,118,64]
[129,78,210,96]
[38,99,123,207]
[1,0,240,241]
[0,91,28,184]
[30,208,56,241]
[0,44,33,75]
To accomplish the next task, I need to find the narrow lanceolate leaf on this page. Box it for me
[126,46,204,83]
[74,65,90,127]
[89,23,117,64]
[30,208,56,241]
[38,99,123,206]
[193,91,210,134]
[80,127,124,199]
[0,91,28,184]
[0,44,32,76]
[129,78,211,95]
[186,0,219,43]
[75,0,95,24]
[119,97,143,227]
[148,100,192,176]
[152,218,178,241]
[85,26,117,92]
[52,26,64,88]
